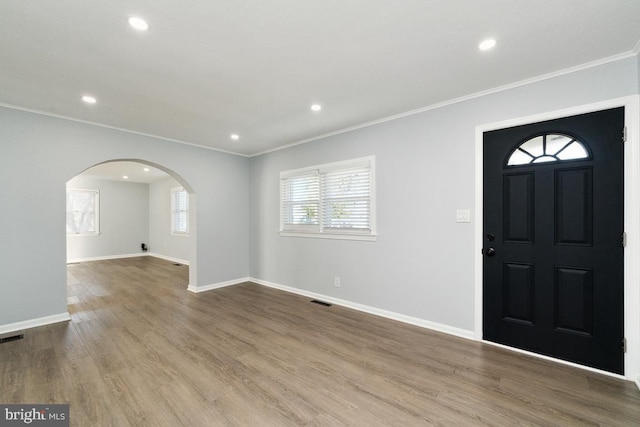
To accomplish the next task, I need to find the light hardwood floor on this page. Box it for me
[1,257,639,426]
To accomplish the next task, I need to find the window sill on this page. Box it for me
[280,231,377,242]
[171,232,190,237]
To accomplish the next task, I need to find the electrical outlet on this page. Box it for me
[334,277,341,288]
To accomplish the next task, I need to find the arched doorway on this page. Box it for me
[66,159,197,290]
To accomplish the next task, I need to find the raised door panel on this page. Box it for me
[554,267,593,336]
[503,173,534,243]
[555,168,593,246]
[502,263,535,325]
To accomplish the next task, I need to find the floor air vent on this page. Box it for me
[310,299,332,307]
[0,334,24,344]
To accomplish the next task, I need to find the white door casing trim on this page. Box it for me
[474,95,640,381]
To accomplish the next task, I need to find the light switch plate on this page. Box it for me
[456,209,471,223]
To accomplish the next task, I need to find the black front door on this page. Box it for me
[483,107,625,374]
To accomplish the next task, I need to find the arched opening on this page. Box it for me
[65,159,197,292]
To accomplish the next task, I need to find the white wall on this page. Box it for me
[249,57,639,335]
[66,176,149,261]
[0,109,250,327]
[149,176,192,263]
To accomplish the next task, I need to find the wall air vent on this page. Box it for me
[310,299,332,307]
[0,334,24,344]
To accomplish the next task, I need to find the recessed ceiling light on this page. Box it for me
[143,167,150,172]
[123,175,129,179]
[479,38,497,51]
[230,134,240,141]
[82,95,97,104]
[128,16,149,31]
[310,104,322,112]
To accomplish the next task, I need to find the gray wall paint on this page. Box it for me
[66,177,149,260]
[1,55,638,379]
[249,57,639,333]
[0,109,250,325]
[149,176,192,262]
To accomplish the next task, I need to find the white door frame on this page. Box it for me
[474,95,640,383]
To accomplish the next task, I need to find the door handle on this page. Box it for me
[483,247,496,257]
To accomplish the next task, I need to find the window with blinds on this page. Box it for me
[66,189,100,235]
[171,187,189,235]
[280,171,320,231]
[280,156,376,240]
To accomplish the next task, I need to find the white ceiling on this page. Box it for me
[77,161,169,184]
[2,1,640,156]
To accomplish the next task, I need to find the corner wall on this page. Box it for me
[0,109,250,328]
[66,176,149,261]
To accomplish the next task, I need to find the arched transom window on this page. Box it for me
[507,133,590,166]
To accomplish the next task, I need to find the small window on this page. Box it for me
[171,187,189,235]
[280,156,376,240]
[507,133,589,166]
[66,189,99,235]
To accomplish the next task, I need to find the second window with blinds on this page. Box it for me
[280,156,376,240]
[171,187,189,236]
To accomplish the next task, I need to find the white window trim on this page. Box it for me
[280,156,376,241]
[171,187,189,236]
[66,188,100,236]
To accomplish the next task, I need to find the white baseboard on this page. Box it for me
[67,252,147,263]
[249,278,475,341]
[190,276,474,340]
[0,312,71,335]
[67,252,190,265]
[188,277,251,293]
[147,252,190,265]
[245,279,640,381]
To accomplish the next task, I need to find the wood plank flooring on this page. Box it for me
[1,256,639,426]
